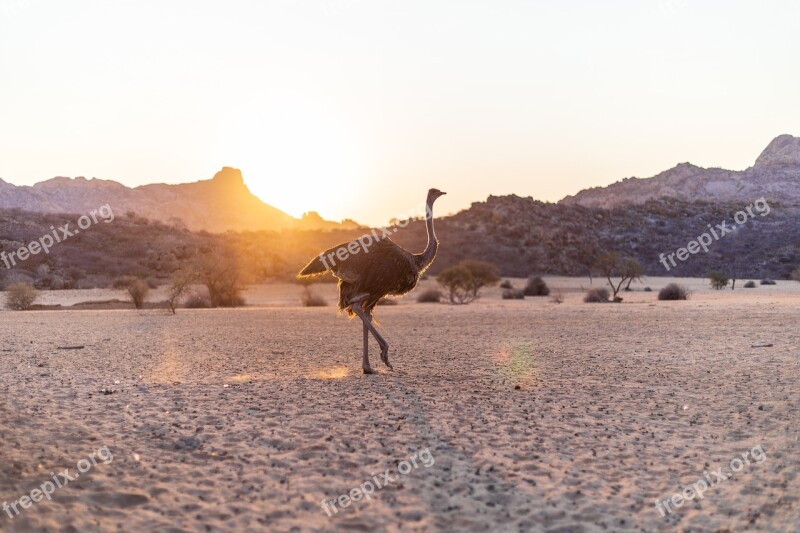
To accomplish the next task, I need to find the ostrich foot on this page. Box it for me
[363,366,377,375]
[380,345,392,370]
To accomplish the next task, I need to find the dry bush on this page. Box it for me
[499,280,513,289]
[524,275,550,296]
[185,291,211,308]
[743,280,757,288]
[583,287,610,303]
[301,287,327,307]
[760,279,776,286]
[592,252,642,300]
[437,260,500,304]
[196,252,245,307]
[658,283,690,301]
[437,265,475,304]
[550,290,564,304]
[5,283,39,310]
[166,271,195,314]
[502,288,525,300]
[416,288,442,303]
[708,270,730,290]
[113,276,150,309]
[460,259,501,298]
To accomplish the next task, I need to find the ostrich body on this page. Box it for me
[297,188,446,374]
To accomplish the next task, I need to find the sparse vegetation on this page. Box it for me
[437,260,500,304]
[658,283,690,301]
[583,287,610,303]
[708,270,730,290]
[4,282,39,310]
[416,288,442,303]
[437,265,475,304]
[301,287,328,307]
[499,280,513,289]
[623,258,644,291]
[185,291,211,308]
[166,270,195,314]
[550,290,564,304]
[502,289,525,299]
[592,252,641,302]
[460,259,501,299]
[113,276,150,309]
[743,280,757,288]
[523,275,550,296]
[196,251,245,307]
[760,279,777,286]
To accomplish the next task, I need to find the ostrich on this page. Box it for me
[297,188,446,374]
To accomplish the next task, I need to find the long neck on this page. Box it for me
[417,199,438,271]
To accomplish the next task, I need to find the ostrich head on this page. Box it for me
[427,188,447,204]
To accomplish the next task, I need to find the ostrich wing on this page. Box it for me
[337,238,421,296]
[299,237,417,288]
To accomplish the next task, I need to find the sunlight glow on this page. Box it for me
[215,97,366,221]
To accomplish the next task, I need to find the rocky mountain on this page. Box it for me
[0,167,357,232]
[2,193,798,290]
[560,134,800,208]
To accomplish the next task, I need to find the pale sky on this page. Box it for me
[1,0,798,226]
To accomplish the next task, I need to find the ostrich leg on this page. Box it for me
[352,304,391,371]
[362,322,374,374]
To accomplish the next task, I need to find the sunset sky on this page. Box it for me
[1,0,798,226]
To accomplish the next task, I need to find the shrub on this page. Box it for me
[708,270,730,290]
[499,280,513,289]
[743,280,757,288]
[523,276,550,296]
[760,279,777,286]
[416,288,442,303]
[437,265,474,304]
[185,292,211,308]
[113,276,150,309]
[5,283,39,311]
[460,260,501,299]
[583,287,610,303]
[196,252,245,307]
[502,289,525,299]
[301,287,327,307]
[643,287,653,292]
[658,283,690,301]
[550,290,564,304]
[166,271,195,314]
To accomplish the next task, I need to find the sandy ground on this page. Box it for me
[1,278,799,532]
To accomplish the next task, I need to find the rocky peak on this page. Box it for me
[211,166,245,186]
[754,134,800,168]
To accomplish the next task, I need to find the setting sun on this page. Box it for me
[214,97,366,221]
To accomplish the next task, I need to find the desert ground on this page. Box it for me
[1,277,798,532]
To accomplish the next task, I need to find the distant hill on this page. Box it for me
[2,136,799,289]
[2,194,798,291]
[560,134,800,208]
[407,195,800,280]
[0,167,358,232]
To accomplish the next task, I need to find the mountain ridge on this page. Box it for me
[560,134,800,208]
[0,167,357,232]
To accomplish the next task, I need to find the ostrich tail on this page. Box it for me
[297,255,330,278]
